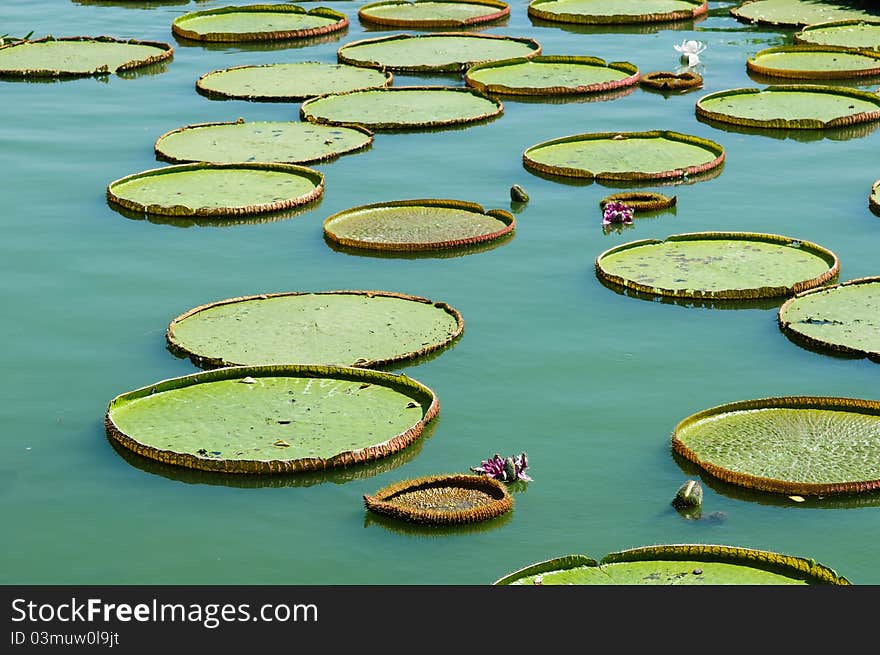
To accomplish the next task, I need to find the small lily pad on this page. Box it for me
[599,191,676,213]
[639,70,703,92]
[171,4,349,42]
[795,19,880,51]
[747,45,880,80]
[358,0,510,27]
[527,0,708,25]
[731,0,878,28]
[465,55,639,96]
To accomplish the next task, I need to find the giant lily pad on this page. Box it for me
[323,199,514,252]
[166,290,464,369]
[494,545,850,585]
[672,395,880,496]
[464,55,639,96]
[154,119,373,165]
[747,45,880,80]
[107,162,324,217]
[300,86,503,130]
[527,0,708,25]
[696,85,880,130]
[778,276,880,361]
[195,62,392,102]
[0,35,173,77]
[522,130,725,183]
[731,0,879,28]
[171,4,349,42]
[358,0,510,27]
[795,19,880,51]
[105,364,438,474]
[595,231,839,300]
[337,32,541,73]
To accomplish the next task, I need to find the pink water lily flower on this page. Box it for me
[602,201,634,226]
[674,39,707,67]
[471,452,532,482]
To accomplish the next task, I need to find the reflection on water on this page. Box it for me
[595,275,787,311]
[528,15,706,36]
[746,69,880,90]
[696,112,880,142]
[363,503,513,537]
[0,58,171,82]
[525,162,725,189]
[172,30,348,53]
[111,196,324,228]
[493,84,637,106]
[324,230,515,260]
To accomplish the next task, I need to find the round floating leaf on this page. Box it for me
[731,0,878,28]
[358,0,510,27]
[166,290,464,369]
[0,35,173,77]
[599,191,676,212]
[527,0,708,25]
[363,473,513,525]
[464,55,639,96]
[300,86,503,130]
[639,70,703,92]
[171,4,349,42]
[494,545,849,584]
[795,19,880,51]
[107,162,324,217]
[337,32,541,73]
[871,178,880,216]
[778,276,880,361]
[154,120,373,165]
[105,364,439,474]
[747,45,880,80]
[696,85,880,130]
[323,198,515,252]
[196,62,392,102]
[595,231,839,300]
[672,396,880,496]
[522,130,725,183]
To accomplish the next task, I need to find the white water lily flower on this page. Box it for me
[674,39,707,67]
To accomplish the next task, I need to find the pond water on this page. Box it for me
[3,0,880,585]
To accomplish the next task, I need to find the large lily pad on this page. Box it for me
[323,199,514,251]
[105,364,439,474]
[358,0,510,27]
[166,290,464,369]
[494,545,850,585]
[154,119,373,165]
[731,0,879,28]
[0,35,173,77]
[107,162,324,217]
[522,130,724,182]
[464,55,639,96]
[527,0,708,25]
[778,276,880,361]
[171,4,349,42]
[196,62,392,102]
[795,19,880,51]
[595,231,839,300]
[337,32,541,73]
[300,86,503,130]
[696,85,880,130]
[747,45,880,80]
[672,395,880,495]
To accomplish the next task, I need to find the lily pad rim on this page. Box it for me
[171,4,350,43]
[639,70,703,90]
[599,191,677,212]
[746,44,880,80]
[527,0,708,25]
[358,0,511,28]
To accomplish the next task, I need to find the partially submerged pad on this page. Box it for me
[527,0,708,25]
[778,276,880,361]
[872,179,880,216]
[105,364,439,474]
[323,198,514,251]
[171,4,349,42]
[494,545,850,585]
[196,62,392,102]
[0,35,173,77]
[747,45,880,80]
[464,55,639,96]
[154,120,373,165]
[599,191,676,213]
[639,70,703,91]
[166,290,464,369]
[107,162,324,217]
[731,0,879,28]
[595,231,839,300]
[337,32,541,73]
[696,85,880,130]
[363,473,513,525]
[300,86,503,130]
[672,396,880,496]
[358,0,510,27]
[522,130,724,182]
[795,19,880,51]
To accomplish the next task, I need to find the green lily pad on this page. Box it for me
[464,55,639,96]
[107,162,324,217]
[196,62,392,102]
[696,85,880,130]
[595,231,839,300]
[300,86,503,130]
[747,45,880,80]
[105,364,439,474]
[166,290,464,369]
[323,199,514,252]
[523,130,725,182]
[527,0,708,25]
[795,19,880,51]
[358,0,510,27]
[494,545,850,585]
[731,0,879,28]
[153,120,373,165]
[778,276,880,361]
[672,395,880,496]
[171,4,349,42]
[0,35,173,77]
[337,32,541,73]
